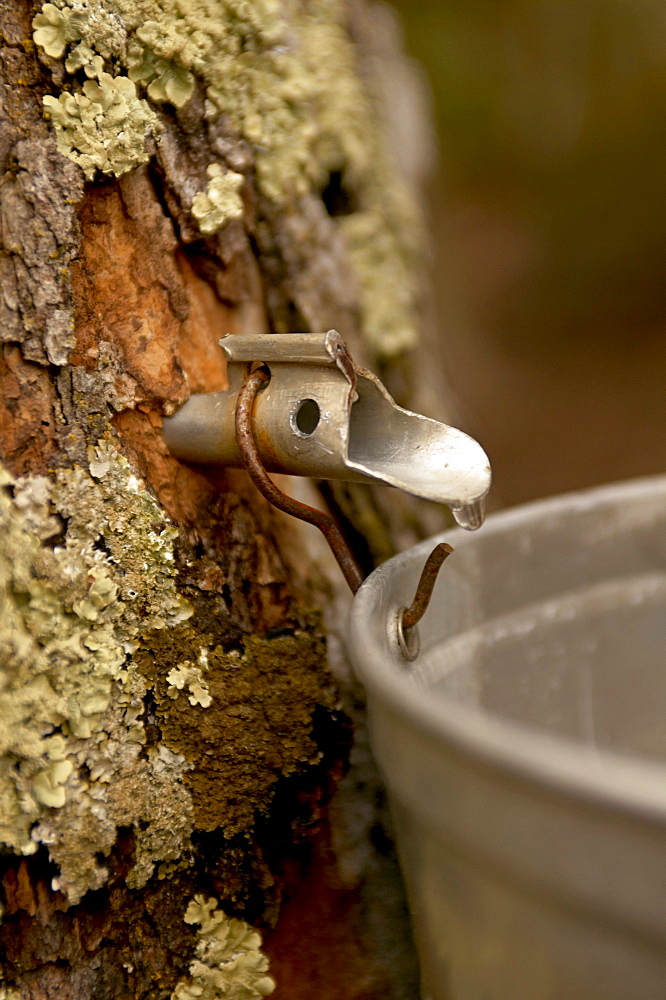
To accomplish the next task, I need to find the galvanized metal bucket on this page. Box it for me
[349,477,666,1000]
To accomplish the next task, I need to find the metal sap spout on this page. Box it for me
[163,332,492,528]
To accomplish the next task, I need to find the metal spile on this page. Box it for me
[163,331,491,633]
[163,330,492,528]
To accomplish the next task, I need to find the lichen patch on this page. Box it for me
[127,34,194,107]
[33,1,127,61]
[43,63,159,180]
[167,654,213,709]
[172,895,275,1000]
[0,440,194,899]
[192,164,244,236]
[32,0,423,355]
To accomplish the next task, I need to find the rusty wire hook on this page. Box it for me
[234,366,452,654]
[235,367,364,594]
[395,542,453,661]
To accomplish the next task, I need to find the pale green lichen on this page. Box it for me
[110,0,368,203]
[33,0,420,350]
[43,67,158,180]
[32,757,73,808]
[111,0,420,351]
[40,725,194,901]
[149,0,418,352]
[127,36,194,107]
[33,2,78,58]
[339,206,421,356]
[65,40,96,72]
[33,0,127,61]
[0,441,194,899]
[192,164,244,236]
[167,650,212,708]
[172,896,275,1000]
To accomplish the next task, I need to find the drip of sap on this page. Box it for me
[452,499,486,531]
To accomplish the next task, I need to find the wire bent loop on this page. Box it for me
[235,367,364,594]
[401,542,454,631]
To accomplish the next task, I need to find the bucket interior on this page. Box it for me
[414,571,666,761]
[384,476,666,769]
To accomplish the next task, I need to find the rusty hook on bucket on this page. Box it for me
[395,542,454,662]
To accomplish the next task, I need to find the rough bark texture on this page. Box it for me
[0,1,440,997]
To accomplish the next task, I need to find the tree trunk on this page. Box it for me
[0,1,441,997]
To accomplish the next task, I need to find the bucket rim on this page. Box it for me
[349,474,666,825]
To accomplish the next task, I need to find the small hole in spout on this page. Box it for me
[293,398,320,436]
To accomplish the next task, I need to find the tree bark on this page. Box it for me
[0,1,440,997]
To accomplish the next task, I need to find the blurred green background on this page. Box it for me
[390,0,666,506]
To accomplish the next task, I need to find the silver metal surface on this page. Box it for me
[163,331,491,530]
[349,476,666,1000]
[395,607,420,662]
